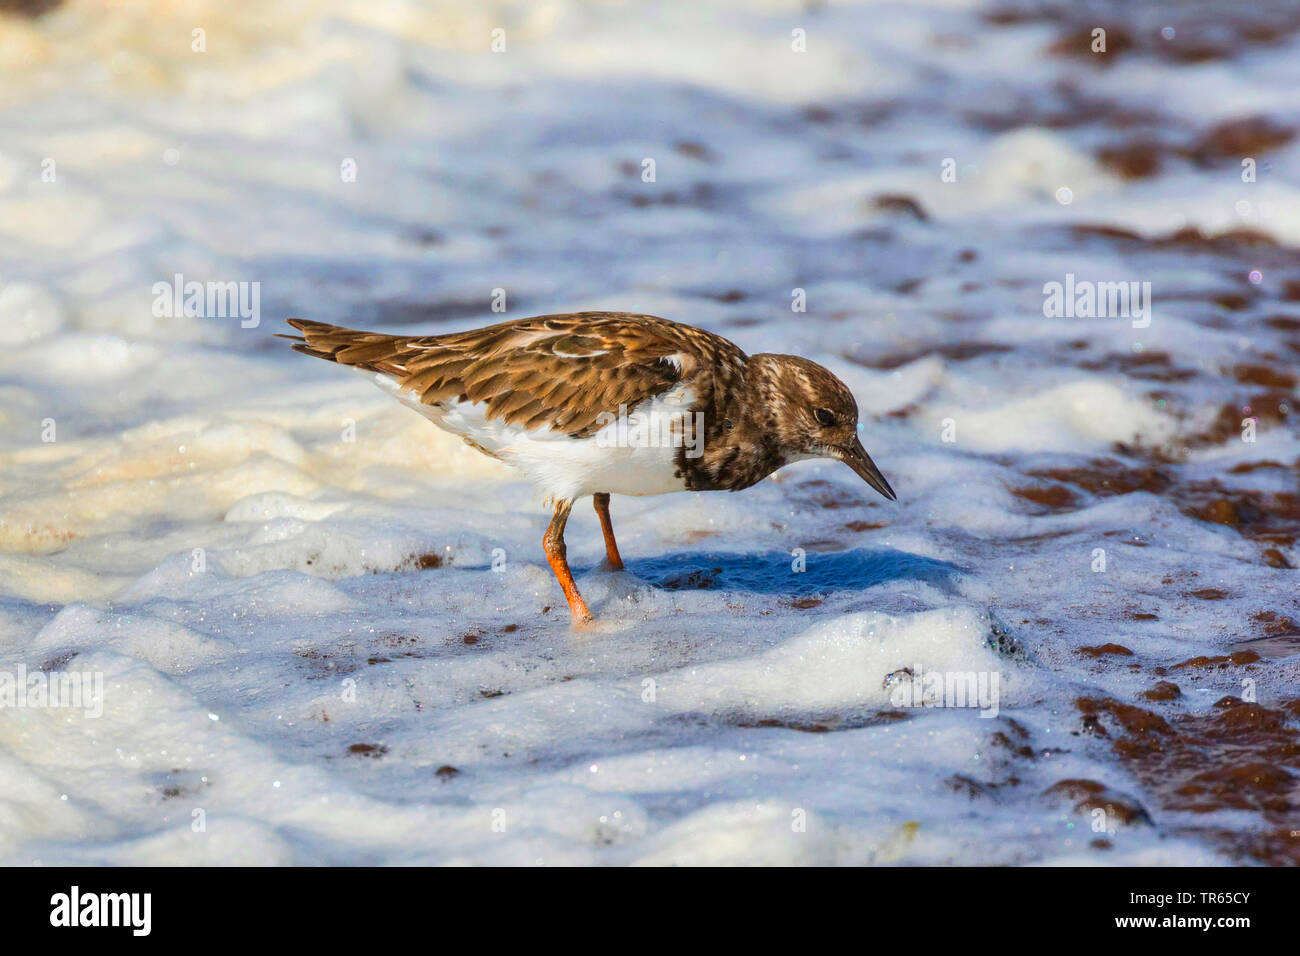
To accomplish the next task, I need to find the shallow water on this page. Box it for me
[0,0,1296,864]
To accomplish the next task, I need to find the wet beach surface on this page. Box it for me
[0,0,1296,863]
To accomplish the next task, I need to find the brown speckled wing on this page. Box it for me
[282,312,746,437]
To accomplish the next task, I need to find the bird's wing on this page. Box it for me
[281,312,745,437]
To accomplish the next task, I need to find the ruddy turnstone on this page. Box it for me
[281,312,895,626]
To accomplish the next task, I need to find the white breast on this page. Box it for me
[364,370,693,501]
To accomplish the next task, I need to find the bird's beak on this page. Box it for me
[834,436,897,501]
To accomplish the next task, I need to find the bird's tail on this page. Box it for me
[277,318,408,371]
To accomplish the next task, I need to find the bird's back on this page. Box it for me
[282,311,747,438]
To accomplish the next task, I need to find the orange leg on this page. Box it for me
[592,492,625,571]
[544,499,593,626]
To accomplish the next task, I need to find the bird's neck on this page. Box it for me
[676,353,788,491]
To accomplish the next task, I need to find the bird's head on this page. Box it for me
[751,353,896,501]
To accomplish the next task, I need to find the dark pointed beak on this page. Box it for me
[836,436,896,501]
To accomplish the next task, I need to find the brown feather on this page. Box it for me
[283,312,733,437]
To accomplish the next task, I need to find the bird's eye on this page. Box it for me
[814,408,836,426]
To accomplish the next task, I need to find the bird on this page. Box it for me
[280,312,896,626]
